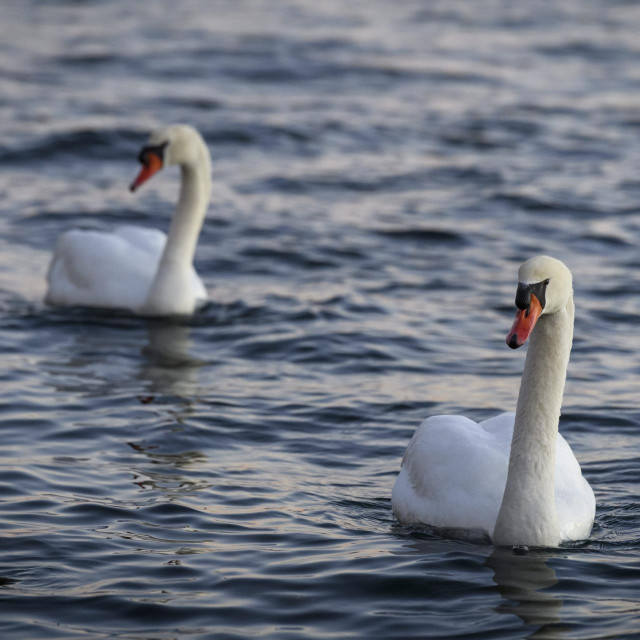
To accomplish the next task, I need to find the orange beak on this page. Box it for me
[506,293,543,349]
[130,152,163,192]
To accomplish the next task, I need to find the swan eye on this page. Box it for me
[544,279,550,286]
[138,142,168,167]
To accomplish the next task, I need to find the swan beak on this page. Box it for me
[506,293,543,349]
[130,152,163,192]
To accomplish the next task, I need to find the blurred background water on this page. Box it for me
[0,0,639,638]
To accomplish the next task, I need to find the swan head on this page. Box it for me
[130,124,209,192]
[506,256,573,349]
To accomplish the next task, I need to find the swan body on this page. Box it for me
[392,256,595,547]
[392,412,594,543]
[46,124,211,316]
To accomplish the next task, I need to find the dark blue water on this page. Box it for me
[1,1,639,638]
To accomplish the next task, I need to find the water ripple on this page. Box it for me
[0,0,639,639]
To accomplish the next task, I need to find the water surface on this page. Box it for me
[0,1,639,638]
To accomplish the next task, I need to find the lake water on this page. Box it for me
[0,1,639,638]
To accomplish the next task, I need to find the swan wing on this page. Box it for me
[113,225,166,255]
[45,228,164,310]
[555,433,596,541]
[392,414,511,536]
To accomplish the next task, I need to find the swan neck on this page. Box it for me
[493,297,574,546]
[516,301,573,437]
[161,161,211,267]
[141,144,212,315]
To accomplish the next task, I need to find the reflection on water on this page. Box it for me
[128,441,210,495]
[1,0,639,636]
[40,316,205,401]
[487,548,568,640]
[140,319,206,398]
[134,321,210,497]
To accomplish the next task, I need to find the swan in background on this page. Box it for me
[46,124,211,316]
[392,256,595,547]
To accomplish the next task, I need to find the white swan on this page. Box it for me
[45,124,211,316]
[392,256,595,547]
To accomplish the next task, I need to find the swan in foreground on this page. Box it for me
[46,124,211,316]
[392,256,595,547]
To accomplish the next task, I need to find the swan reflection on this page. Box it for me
[139,319,206,398]
[486,547,567,639]
[128,441,210,495]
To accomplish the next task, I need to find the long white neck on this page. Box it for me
[493,297,574,547]
[142,148,211,315]
[162,161,211,267]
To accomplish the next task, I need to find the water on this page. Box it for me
[0,1,639,638]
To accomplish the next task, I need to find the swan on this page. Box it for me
[392,256,595,547]
[45,124,211,316]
